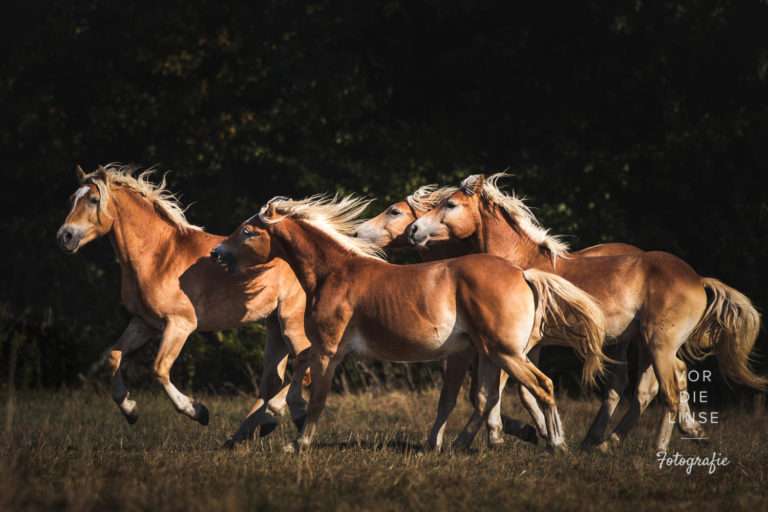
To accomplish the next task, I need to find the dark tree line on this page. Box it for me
[1,1,766,403]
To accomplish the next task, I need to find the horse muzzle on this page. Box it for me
[57,225,82,254]
[210,245,236,272]
[407,224,429,247]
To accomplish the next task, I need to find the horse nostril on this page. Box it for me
[62,231,72,242]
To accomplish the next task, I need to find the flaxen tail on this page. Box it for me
[685,278,766,390]
[523,269,607,387]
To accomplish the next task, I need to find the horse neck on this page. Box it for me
[109,189,184,280]
[272,219,354,294]
[475,204,554,269]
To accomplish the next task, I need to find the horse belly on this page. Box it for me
[345,314,471,363]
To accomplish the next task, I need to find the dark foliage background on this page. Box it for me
[1,1,766,403]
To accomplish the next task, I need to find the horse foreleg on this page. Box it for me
[227,316,290,445]
[602,348,655,451]
[286,347,340,453]
[108,317,155,424]
[276,295,312,432]
[428,349,473,451]
[153,319,208,424]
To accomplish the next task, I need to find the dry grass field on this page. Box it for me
[1,388,765,511]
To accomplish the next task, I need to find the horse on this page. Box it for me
[408,173,765,451]
[356,185,648,448]
[212,194,608,453]
[56,164,310,443]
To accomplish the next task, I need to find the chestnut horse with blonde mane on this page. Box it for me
[213,194,608,453]
[408,173,765,451]
[356,185,649,449]
[57,164,309,443]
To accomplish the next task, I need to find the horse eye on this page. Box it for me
[242,227,258,237]
[89,197,99,205]
[446,201,458,209]
[388,208,401,216]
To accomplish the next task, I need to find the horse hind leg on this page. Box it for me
[649,346,683,452]
[510,346,547,444]
[492,352,567,452]
[581,339,630,449]
[517,384,547,442]
[486,371,508,447]
[674,358,707,441]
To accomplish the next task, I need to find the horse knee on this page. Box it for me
[108,350,122,374]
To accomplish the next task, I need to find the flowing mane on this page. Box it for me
[259,194,385,260]
[461,173,569,257]
[405,184,458,212]
[82,164,202,233]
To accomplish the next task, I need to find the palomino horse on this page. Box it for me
[56,164,309,442]
[213,194,608,452]
[356,185,647,448]
[409,173,765,451]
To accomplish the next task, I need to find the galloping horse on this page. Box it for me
[56,164,309,442]
[409,173,765,451]
[356,185,647,448]
[213,194,608,452]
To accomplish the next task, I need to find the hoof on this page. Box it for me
[283,441,300,454]
[194,402,210,426]
[292,414,307,433]
[259,422,279,438]
[451,439,472,452]
[487,435,505,448]
[222,439,236,450]
[594,441,612,454]
[120,400,139,425]
[123,410,139,425]
[520,425,539,445]
[547,443,570,456]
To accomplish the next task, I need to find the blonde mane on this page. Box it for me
[259,194,385,260]
[82,164,202,233]
[405,184,459,212]
[461,172,569,257]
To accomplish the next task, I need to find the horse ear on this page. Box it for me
[259,196,289,222]
[461,174,485,196]
[75,164,87,183]
[260,202,276,220]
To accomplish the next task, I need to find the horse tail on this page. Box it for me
[522,269,607,387]
[684,278,766,390]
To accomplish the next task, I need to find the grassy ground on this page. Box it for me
[0,388,765,511]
